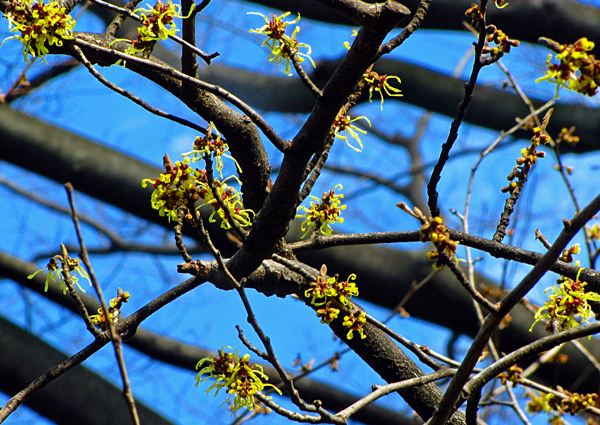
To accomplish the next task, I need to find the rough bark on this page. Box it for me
[1,104,599,398]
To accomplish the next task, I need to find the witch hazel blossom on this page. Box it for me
[249,11,315,76]
[363,71,402,111]
[28,253,91,293]
[142,153,253,228]
[1,0,76,62]
[331,115,371,152]
[195,347,281,413]
[296,184,346,238]
[537,37,600,97]
[125,0,191,57]
[343,311,367,340]
[530,267,600,334]
[181,122,240,179]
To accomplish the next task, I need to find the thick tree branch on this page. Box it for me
[2,108,600,396]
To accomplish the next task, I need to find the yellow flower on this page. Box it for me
[27,256,91,293]
[181,122,240,179]
[296,184,346,238]
[1,0,76,62]
[330,115,371,152]
[342,311,367,340]
[335,273,359,307]
[249,11,315,76]
[537,37,600,97]
[530,269,600,334]
[195,348,281,414]
[316,301,340,324]
[363,71,402,110]
[126,0,191,57]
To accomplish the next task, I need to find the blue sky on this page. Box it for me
[1,1,600,424]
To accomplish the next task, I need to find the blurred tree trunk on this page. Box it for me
[1,104,599,400]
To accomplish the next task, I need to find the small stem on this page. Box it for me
[73,46,207,134]
[65,183,141,425]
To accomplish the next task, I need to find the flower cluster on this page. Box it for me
[483,26,519,56]
[530,267,600,333]
[497,364,523,387]
[559,243,580,264]
[465,4,483,26]
[142,154,204,221]
[305,265,359,309]
[304,265,364,338]
[28,252,91,293]
[181,122,239,178]
[502,125,549,194]
[362,71,402,111]
[527,388,598,417]
[397,203,461,270]
[249,11,315,76]
[419,216,459,270]
[556,126,579,145]
[142,154,253,228]
[195,347,281,413]
[296,184,346,238]
[537,37,600,97]
[126,0,186,57]
[330,115,371,152]
[90,289,130,330]
[2,0,76,62]
[316,301,340,324]
[342,311,367,340]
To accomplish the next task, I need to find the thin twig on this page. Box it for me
[377,0,431,58]
[505,385,532,425]
[175,208,193,263]
[428,191,600,425]
[105,0,143,37]
[73,45,208,134]
[339,368,456,421]
[383,269,437,323]
[95,0,219,64]
[364,312,444,371]
[254,393,343,424]
[58,244,101,337]
[463,100,555,239]
[427,9,491,217]
[74,38,289,152]
[65,183,141,425]
[288,229,600,287]
[571,339,600,375]
[493,109,554,243]
[203,154,248,240]
[236,326,267,360]
[439,250,499,314]
[298,137,335,205]
[286,42,322,98]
